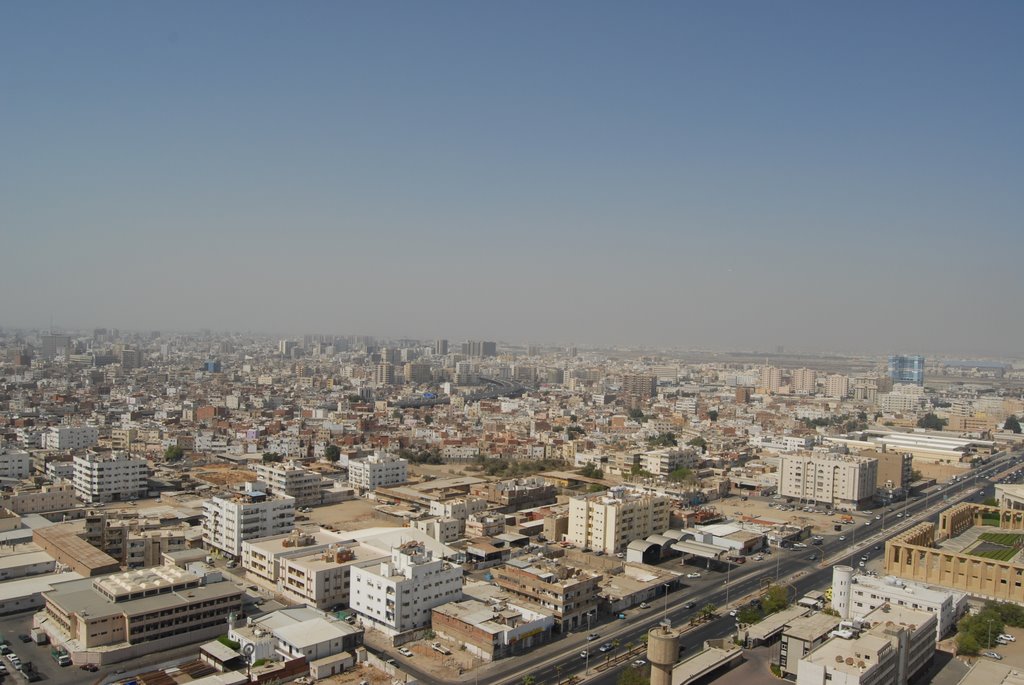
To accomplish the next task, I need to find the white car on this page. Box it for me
[397,647,414,657]
[838,536,846,541]
[686,572,701,579]
[999,634,1016,642]
[633,659,647,667]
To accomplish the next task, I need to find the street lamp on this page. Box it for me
[585,610,594,674]
[663,582,670,623]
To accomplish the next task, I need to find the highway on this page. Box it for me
[377,448,1022,685]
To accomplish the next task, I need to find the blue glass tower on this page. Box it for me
[888,355,924,386]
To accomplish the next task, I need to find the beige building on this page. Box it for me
[567,487,671,554]
[0,483,76,514]
[778,453,878,509]
[492,559,601,633]
[792,368,817,395]
[252,461,323,507]
[40,566,242,664]
[279,543,384,610]
[761,366,783,393]
[826,374,850,398]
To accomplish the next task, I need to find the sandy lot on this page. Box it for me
[718,495,874,536]
[311,498,403,532]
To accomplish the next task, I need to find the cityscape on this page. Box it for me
[2,4,1023,685]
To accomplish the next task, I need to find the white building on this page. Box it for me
[349,541,462,635]
[826,374,850,398]
[203,490,295,558]
[43,426,99,451]
[749,434,815,453]
[778,453,878,509]
[638,448,700,478]
[0,448,32,480]
[348,452,408,491]
[832,566,967,640]
[72,451,149,503]
[252,461,323,507]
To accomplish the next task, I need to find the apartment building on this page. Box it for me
[252,461,323,507]
[469,477,557,512]
[432,598,555,661]
[868,449,913,500]
[761,366,783,393]
[73,451,149,503]
[492,560,601,633]
[0,448,32,480]
[203,490,295,558]
[567,487,671,554]
[44,426,99,451]
[82,513,188,569]
[825,374,850,399]
[778,453,878,509]
[349,541,462,636]
[0,482,76,514]
[792,368,817,395]
[638,448,700,478]
[40,566,243,663]
[242,529,351,585]
[621,373,656,402]
[279,543,384,610]
[348,452,408,491]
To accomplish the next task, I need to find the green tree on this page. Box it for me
[324,444,341,462]
[617,668,647,685]
[522,676,536,685]
[956,632,980,655]
[737,606,762,624]
[668,467,693,483]
[262,451,283,464]
[700,603,717,620]
[917,413,948,430]
[983,497,999,507]
[1006,415,1022,434]
[910,469,923,481]
[647,432,678,448]
[686,436,707,452]
[164,445,185,462]
[580,463,604,479]
[628,408,646,423]
[762,585,790,614]
[707,410,718,422]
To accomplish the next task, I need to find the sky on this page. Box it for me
[2,2,1022,357]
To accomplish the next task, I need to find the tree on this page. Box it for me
[580,463,604,479]
[707,410,718,422]
[324,444,341,462]
[983,497,999,507]
[522,676,536,685]
[687,436,707,453]
[917,413,948,431]
[1006,415,1022,434]
[262,452,283,464]
[164,445,185,462]
[668,467,693,483]
[700,603,717,620]
[910,469,923,482]
[628,408,646,423]
[647,432,677,448]
[956,632,980,655]
[617,668,647,685]
[762,585,790,614]
[737,606,762,624]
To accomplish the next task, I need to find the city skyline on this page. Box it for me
[2,2,1022,356]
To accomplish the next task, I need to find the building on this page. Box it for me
[241,529,352,585]
[73,451,149,503]
[202,490,295,558]
[795,604,935,685]
[792,368,817,395]
[278,542,385,611]
[469,477,557,513]
[348,452,408,491]
[492,559,601,633]
[826,374,850,399]
[227,607,363,676]
[868,449,913,501]
[761,366,783,393]
[252,461,323,507]
[462,340,497,358]
[0,448,32,480]
[349,541,463,636]
[778,453,878,509]
[777,612,842,678]
[40,333,72,359]
[374,362,396,386]
[569,483,671,552]
[0,483,76,514]
[39,566,243,664]
[832,565,966,640]
[621,373,656,403]
[431,598,554,661]
[433,339,448,356]
[44,426,99,451]
[567,487,671,554]
[888,355,925,386]
[638,448,701,478]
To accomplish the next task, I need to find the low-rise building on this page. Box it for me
[567,486,671,554]
[252,461,323,507]
[778,452,878,509]
[0,483,76,514]
[492,559,601,633]
[0,448,32,480]
[73,451,149,503]
[432,598,554,661]
[348,452,408,491]
[202,490,295,558]
[44,426,99,451]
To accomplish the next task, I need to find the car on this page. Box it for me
[875,515,881,520]
[863,511,873,515]
[599,643,613,653]
[616,553,625,558]
[861,555,869,561]
[728,609,737,617]
[16,636,29,644]
[999,634,1016,642]
[864,521,871,526]
[587,633,600,641]
[686,572,701,579]
[753,555,764,561]
[683,601,696,610]
[896,513,904,518]
[617,613,627,619]
[792,543,807,549]
[807,554,817,560]
[639,602,650,609]
[580,651,589,659]
[0,647,9,656]
[397,647,414,657]
[248,585,259,591]
[80,664,99,672]
[633,659,647,667]
[839,536,846,541]
[858,561,866,567]
[984,651,1003,660]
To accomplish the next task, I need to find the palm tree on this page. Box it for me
[523,676,536,685]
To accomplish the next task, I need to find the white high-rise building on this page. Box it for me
[348,452,408,491]
[761,366,783,393]
[43,426,99,451]
[791,368,817,395]
[0,448,32,480]
[73,451,149,503]
[825,374,850,399]
[350,541,462,635]
[778,453,878,509]
[567,487,671,554]
[251,461,323,507]
[202,490,295,558]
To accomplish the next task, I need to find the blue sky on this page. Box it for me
[2,2,1021,355]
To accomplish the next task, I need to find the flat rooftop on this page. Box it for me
[802,632,892,676]
[783,612,842,642]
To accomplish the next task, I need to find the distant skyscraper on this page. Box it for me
[791,368,817,395]
[463,340,497,358]
[40,333,72,359]
[760,366,783,393]
[888,355,925,386]
[433,339,449,356]
[621,373,657,402]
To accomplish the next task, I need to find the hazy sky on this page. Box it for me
[2,2,1022,356]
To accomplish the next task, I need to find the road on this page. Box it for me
[378,449,1022,685]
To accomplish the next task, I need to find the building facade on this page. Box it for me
[888,355,925,386]
[202,491,296,558]
[567,487,671,553]
[778,453,878,509]
[348,452,408,491]
[252,461,323,507]
[73,452,149,503]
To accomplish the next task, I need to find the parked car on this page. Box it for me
[685,572,701,579]
[633,659,647,667]
[639,602,650,609]
[999,634,1016,642]
[397,647,414,657]
[16,637,29,645]
[984,651,1003,660]
[587,634,600,641]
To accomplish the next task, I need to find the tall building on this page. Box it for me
[761,366,783,393]
[73,451,149,503]
[348,452,408,491]
[349,541,463,635]
[825,374,849,398]
[888,355,925,386]
[44,425,99,451]
[462,340,497,358]
[374,362,396,386]
[40,333,72,359]
[202,490,295,558]
[252,461,323,507]
[791,368,817,395]
[621,373,657,402]
[777,453,878,509]
[567,487,671,554]
[433,338,449,356]
[278,339,297,357]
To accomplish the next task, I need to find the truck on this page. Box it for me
[50,648,71,667]
[838,515,854,524]
[30,629,48,646]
